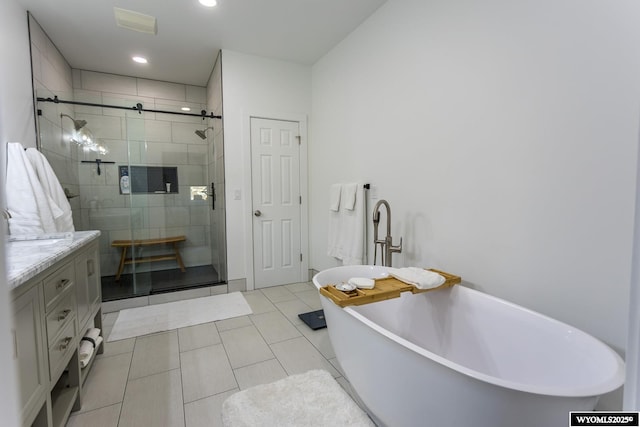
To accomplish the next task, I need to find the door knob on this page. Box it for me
[254,210,262,217]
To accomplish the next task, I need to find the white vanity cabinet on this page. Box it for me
[9,233,103,427]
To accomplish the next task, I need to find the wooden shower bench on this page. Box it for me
[112,235,186,281]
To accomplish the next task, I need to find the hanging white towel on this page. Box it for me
[6,142,57,235]
[327,210,342,260]
[339,184,366,264]
[329,184,342,212]
[342,183,358,211]
[25,148,75,232]
[327,184,366,265]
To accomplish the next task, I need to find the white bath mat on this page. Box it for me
[107,292,252,341]
[221,369,375,427]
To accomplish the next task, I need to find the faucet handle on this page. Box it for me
[390,237,403,253]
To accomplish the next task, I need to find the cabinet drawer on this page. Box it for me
[48,317,76,381]
[45,291,76,347]
[43,263,75,311]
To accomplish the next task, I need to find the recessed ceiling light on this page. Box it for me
[181,107,191,111]
[199,0,217,7]
[132,56,148,64]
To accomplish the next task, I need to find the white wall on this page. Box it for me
[221,50,311,285]
[311,0,640,362]
[0,3,36,151]
[0,0,31,424]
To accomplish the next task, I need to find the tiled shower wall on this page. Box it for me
[72,71,212,276]
[29,14,82,222]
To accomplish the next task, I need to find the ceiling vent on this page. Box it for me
[114,7,158,35]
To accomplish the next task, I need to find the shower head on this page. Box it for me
[195,126,214,140]
[60,113,87,131]
[61,113,96,148]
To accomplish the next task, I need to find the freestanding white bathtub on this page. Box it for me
[313,265,625,427]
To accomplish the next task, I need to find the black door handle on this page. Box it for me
[211,183,216,210]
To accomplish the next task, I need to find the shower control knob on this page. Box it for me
[254,210,262,217]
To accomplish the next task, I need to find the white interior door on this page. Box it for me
[251,118,302,288]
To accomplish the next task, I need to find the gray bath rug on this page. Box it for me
[221,369,375,427]
[108,292,252,341]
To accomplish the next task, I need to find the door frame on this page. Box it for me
[242,111,309,291]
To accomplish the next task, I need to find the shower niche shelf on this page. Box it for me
[119,165,178,194]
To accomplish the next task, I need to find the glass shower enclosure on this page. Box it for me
[35,90,227,302]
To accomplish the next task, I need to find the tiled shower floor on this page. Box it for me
[100,265,221,301]
[66,282,366,427]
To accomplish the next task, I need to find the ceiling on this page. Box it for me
[16,0,386,86]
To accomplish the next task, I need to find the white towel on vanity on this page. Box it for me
[79,336,103,368]
[342,183,358,211]
[79,328,103,368]
[388,267,446,290]
[329,184,342,212]
[6,142,57,235]
[84,327,101,342]
[25,148,74,232]
[79,339,94,360]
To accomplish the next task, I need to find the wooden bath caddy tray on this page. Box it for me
[319,269,461,308]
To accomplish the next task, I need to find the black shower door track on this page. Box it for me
[36,95,222,120]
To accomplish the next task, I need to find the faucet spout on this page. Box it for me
[372,200,401,267]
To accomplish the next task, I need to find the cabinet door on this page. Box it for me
[75,242,102,331]
[75,253,90,330]
[86,242,101,309]
[12,285,47,424]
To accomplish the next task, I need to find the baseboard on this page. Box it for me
[228,278,247,292]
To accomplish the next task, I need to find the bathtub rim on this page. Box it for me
[314,266,625,399]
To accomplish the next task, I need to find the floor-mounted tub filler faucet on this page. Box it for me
[372,199,402,267]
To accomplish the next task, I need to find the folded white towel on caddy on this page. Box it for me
[387,267,446,290]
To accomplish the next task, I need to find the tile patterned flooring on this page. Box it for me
[66,282,364,427]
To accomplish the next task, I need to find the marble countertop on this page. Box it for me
[6,230,101,290]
